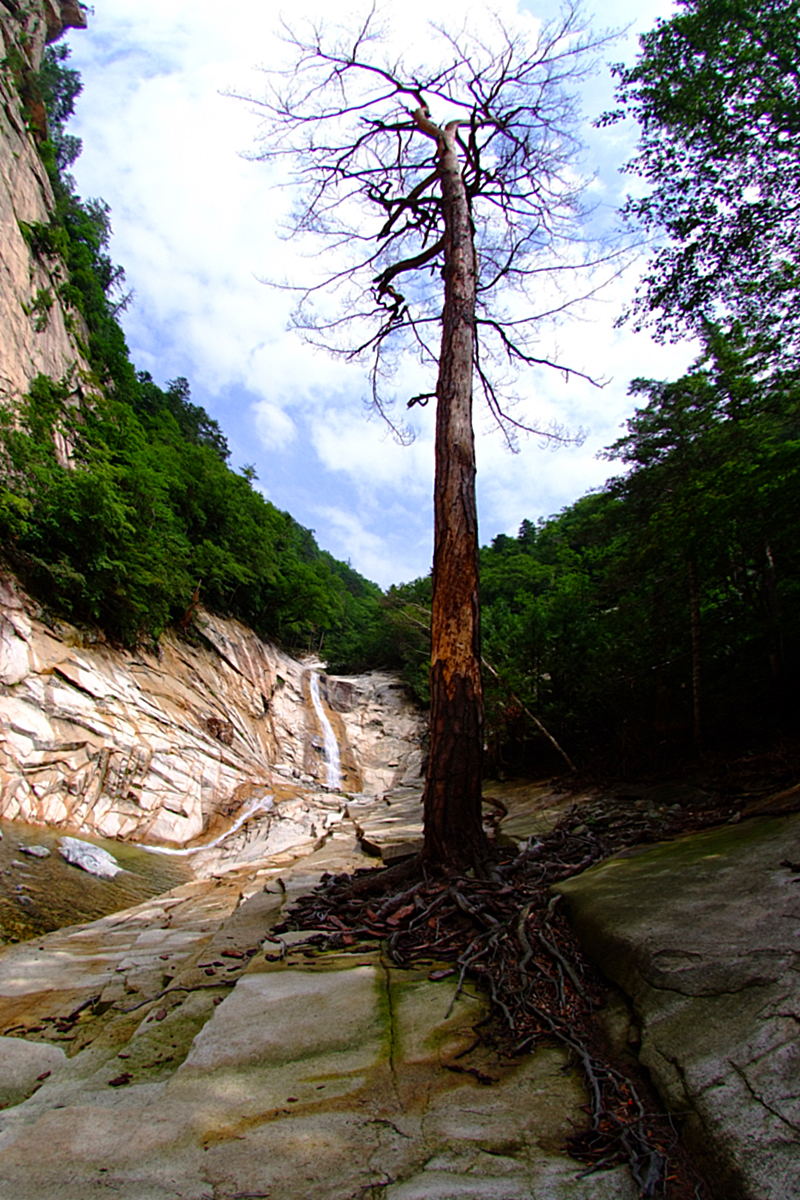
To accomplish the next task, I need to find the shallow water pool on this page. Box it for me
[0,820,193,944]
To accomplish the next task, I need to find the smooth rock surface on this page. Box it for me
[556,815,800,1200]
[0,791,637,1200]
[58,836,120,878]
[0,1035,66,1107]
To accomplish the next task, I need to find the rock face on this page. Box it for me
[0,576,426,848]
[0,799,638,1200]
[556,816,800,1200]
[0,1,91,417]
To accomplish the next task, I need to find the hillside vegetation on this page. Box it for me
[388,328,800,775]
[0,44,387,669]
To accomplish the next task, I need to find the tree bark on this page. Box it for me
[688,557,702,754]
[418,116,487,870]
[763,538,784,683]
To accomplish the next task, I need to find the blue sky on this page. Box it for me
[61,0,695,587]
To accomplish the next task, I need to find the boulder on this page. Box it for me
[58,837,120,879]
[556,815,800,1200]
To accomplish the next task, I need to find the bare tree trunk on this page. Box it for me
[763,538,784,683]
[688,557,702,754]
[420,118,487,870]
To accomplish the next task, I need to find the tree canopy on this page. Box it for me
[608,0,800,359]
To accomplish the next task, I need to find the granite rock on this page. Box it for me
[58,836,120,878]
[556,815,800,1200]
[0,822,637,1200]
[0,577,426,851]
[0,2,93,423]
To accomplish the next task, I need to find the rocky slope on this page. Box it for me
[0,574,426,852]
[0,785,638,1200]
[0,0,90,421]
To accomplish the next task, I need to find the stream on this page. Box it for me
[0,819,192,943]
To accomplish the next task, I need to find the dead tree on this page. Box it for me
[243,3,620,870]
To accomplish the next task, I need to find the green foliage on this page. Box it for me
[381,326,800,774]
[379,575,434,703]
[133,374,229,461]
[21,286,54,331]
[18,219,69,261]
[318,319,798,776]
[0,372,386,657]
[608,0,800,358]
[465,333,800,774]
[37,41,83,168]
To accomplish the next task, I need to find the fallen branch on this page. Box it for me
[482,656,577,772]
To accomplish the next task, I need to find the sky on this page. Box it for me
[60,0,696,588]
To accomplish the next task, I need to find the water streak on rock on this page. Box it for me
[142,793,275,856]
[309,673,342,791]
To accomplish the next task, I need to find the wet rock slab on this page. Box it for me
[0,952,635,1199]
[0,847,637,1200]
[556,814,800,1200]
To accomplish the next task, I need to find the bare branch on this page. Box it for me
[242,2,626,435]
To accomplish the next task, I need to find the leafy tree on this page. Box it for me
[38,42,83,169]
[134,373,230,461]
[244,5,618,869]
[608,0,800,357]
[606,331,800,740]
[430,326,800,778]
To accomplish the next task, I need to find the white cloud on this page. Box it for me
[311,405,433,493]
[313,505,400,584]
[253,400,297,450]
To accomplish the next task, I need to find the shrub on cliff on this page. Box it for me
[0,47,386,663]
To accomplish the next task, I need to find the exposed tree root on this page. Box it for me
[276,814,712,1200]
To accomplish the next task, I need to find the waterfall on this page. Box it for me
[309,671,342,791]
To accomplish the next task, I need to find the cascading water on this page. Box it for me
[309,671,343,791]
[142,794,274,856]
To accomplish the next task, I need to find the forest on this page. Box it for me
[1,0,798,778]
[388,324,800,777]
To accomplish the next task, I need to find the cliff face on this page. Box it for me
[0,2,427,847]
[0,0,89,412]
[0,576,425,846]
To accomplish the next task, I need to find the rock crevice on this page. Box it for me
[557,815,800,1200]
